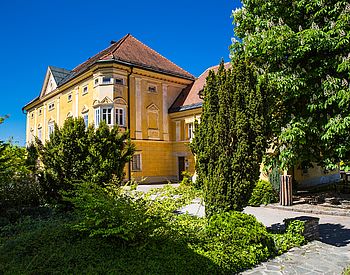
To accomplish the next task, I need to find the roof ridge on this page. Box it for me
[71,35,127,72]
[124,35,194,78]
[109,33,131,57]
[197,62,231,78]
[100,33,131,60]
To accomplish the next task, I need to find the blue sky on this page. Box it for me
[0,0,241,145]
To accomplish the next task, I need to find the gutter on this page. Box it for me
[127,66,134,181]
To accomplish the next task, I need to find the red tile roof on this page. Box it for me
[62,34,194,84]
[169,62,231,113]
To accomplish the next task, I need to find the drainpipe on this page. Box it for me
[127,66,134,181]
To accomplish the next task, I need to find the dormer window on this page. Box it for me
[115,77,124,85]
[48,102,55,111]
[148,84,157,93]
[102,76,112,84]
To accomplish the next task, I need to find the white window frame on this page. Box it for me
[37,127,42,141]
[188,123,194,140]
[94,108,100,128]
[83,113,89,129]
[131,154,142,171]
[147,83,157,93]
[82,85,88,95]
[115,77,124,85]
[115,107,125,126]
[48,122,54,138]
[48,102,55,111]
[102,76,112,84]
[101,107,113,125]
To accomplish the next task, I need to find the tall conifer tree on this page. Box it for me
[191,60,268,216]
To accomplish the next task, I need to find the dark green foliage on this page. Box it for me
[64,182,163,242]
[192,211,275,273]
[191,60,268,216]
[0,142,41,213]
[249,180,278,206]
[0,215,222,275]
[36,117,134,203]
[65,183,201,242]
[0,185,306,274]
[232,0,350,170]
[271,220,306,254]
[269,162,281,194]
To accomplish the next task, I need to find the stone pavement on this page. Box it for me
[241,241,350,275]
[243,206,350,274]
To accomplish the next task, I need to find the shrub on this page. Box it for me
[0,142,42,218]
[192,211,275,273]
[36,118,134,204]
[64,182,162,242]
[248,180,278,206]
[271,220,306,254]
[180,171,193,187]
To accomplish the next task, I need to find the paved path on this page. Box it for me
[242,206,350,274]
[137,184,350,274]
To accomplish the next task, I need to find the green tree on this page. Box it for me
[191,60,268,216]
[37,117,134,203]
[232,0,350,170]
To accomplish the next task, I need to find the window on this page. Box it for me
[48,122,54,138]
[115,108,125,126]
[94,108,100,128]
[131,154,141,171]
[48,102,55,111]
[187,123,194,140]
[67,94,72,102]
[37,127,42,141]
[94,78,99,85]
[29,128,34,143]
[38,108,42,116]
[82,86,88,95]
[115,77,124,85]
[83,113,88,128]
[31,112,34,119]
[148,84,157,93]
[102,76,112,84]
[102,107,112,125]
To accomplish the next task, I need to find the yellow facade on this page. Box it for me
[24,59,197,183]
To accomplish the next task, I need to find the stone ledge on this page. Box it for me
[264,204,350,217]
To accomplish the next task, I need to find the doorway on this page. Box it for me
[178,157,185,181]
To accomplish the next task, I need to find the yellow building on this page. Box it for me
[23,34,339,186]
[23,34,202,183]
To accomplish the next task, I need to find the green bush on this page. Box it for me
[36,118,134,204]
[64,182,163,242]
[0,142,42,217]
[249,180,278,206]
[192,211,275,273]
[65,182,201,243]
[271,220,306,254]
